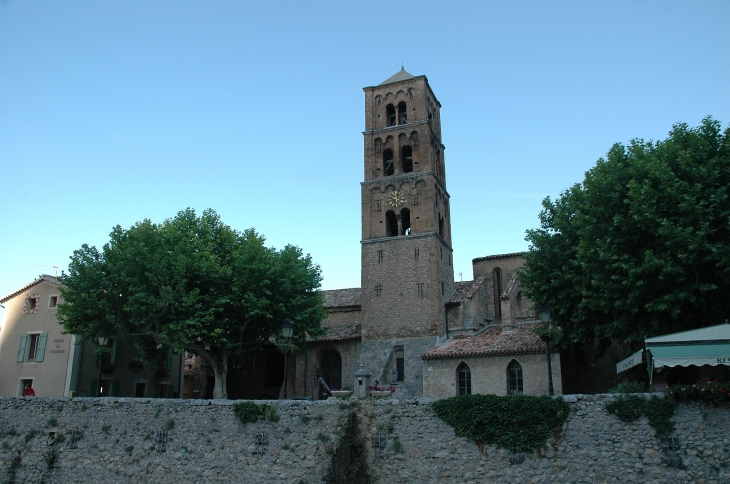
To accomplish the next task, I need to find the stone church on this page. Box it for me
[284,69,562,400]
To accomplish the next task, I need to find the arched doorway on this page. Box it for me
[319,348,342,397]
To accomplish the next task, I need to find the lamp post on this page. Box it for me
[538,306,555,396]
[281,320,294,399]
[96,331,110,397]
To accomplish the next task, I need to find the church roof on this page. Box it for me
[322,288,361,308]
[472,252,524,263]
[379,67,415,86]
[307,321,361,342]
[447,276,487,305]
[1,275,62,303]
[421,323,548,360]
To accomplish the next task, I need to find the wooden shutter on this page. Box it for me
[35,333,48,362]
[166,348,173,371]
[155,384,161,398]
[113,339,123,364]
[90,379,98,397]
[111,380,120,397]
[17,335,28,363]
[168,385,174,399]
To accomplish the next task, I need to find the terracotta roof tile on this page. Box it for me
[472,252,524,263]
[1,275,62,303]
[321,288,361,309]
[307,321,361,342]
[421,323,549,360]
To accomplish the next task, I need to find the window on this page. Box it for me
[49,296,58,308]
[395,348,404,382]
[28,334,39,360]
[400,208,411,235]
[385,210,398,237]
[23,294,40,314]
[457,362,471,395]
[507,360,523,395]
[401,146,413,173]
[386,104,396,126]
[155,383,173,399]
[398,102,407,124]
[383,149,394,176]
[438,214,444,237]
[134,380,148,398]
[17,333,47,362]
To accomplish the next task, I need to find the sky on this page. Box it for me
[1,1,728,316]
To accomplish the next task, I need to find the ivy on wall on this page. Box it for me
[431,394,570,453]
[605,395,674,436]
[232,402,279,425]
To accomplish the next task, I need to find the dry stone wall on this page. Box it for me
[0,394,728,483]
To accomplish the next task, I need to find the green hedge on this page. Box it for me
[431,394,570,453]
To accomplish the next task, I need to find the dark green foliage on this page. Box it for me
[43,447,58,471]
[5,453,21,484]
[520,118,730,348]
[232,401,268,425]
[58,208,327,399]
[608,380,645,394]
[6,429,17,437]
[46,418,58,428]
[605,395,675,436]
[23,430,38,443]
[165,419,175,430]
[432,394,570,453]
[124,445,134,455]
[101,425,111,434]
[265,405,280,423]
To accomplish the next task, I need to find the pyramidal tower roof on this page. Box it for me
[379,67,415,86]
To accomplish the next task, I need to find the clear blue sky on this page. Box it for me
[1,1,728,313]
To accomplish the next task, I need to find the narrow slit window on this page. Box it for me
[401,208,411,235]
[385,210,398,237]
[457,362,471,395]
[383,149,394,176]
[386,104,396,127]
[507,360,523,395]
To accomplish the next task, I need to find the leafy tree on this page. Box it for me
[520,117,730,349]
[58,208,327,399]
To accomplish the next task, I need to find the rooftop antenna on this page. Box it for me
[33,264,58,277]
[401,61,404,70]
[458,271,463,282]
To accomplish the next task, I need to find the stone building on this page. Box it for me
[287,69,561,400]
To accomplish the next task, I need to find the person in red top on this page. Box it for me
[23,382,35,396]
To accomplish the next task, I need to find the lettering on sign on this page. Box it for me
[717,357,730,364]
[49,350,65,354]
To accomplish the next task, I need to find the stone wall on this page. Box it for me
[1,395,728,483]
[364,395,730,483]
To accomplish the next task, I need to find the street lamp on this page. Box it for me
[538,306,555,396]
[96,331,110,397]
[281,320,294,399]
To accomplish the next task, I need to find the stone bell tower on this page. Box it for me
[359,68,455,398]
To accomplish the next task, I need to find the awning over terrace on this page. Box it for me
[645,323,730,383]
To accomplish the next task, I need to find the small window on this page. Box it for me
[507,360,523,395]
[395,348,404,382]
[398,101,407,124]
[386,104,396,127]
[438,214,444,237]
[135,381,147,398]
[493,268,503,321]
[24,295,39,314]
[49,296,58,308]
[457,362,471,395]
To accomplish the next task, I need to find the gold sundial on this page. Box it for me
[388,190,405,208]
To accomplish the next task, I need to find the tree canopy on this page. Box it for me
[520,117,730,348]
[58,208,327,398]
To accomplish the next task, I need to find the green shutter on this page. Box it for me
[166,348,173,371]
[155,384,162,398]
[168,385,174,399]
[35,333,48,362]
[90,379,98,397]
[17,335,28,363]
[111,380,120,397]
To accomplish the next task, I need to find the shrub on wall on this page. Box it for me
[431,394,570,453]
[667,379,730,404]
[605,395,675,436]
[232,401,280,425]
